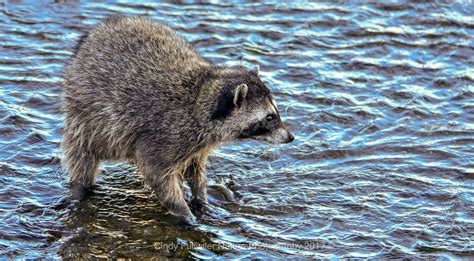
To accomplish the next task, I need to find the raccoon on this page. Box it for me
[61,16,294,224]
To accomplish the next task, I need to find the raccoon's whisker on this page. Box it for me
[274,146,282,159]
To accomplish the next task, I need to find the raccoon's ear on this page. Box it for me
[211,83,248,120]
[252,64,260,76]
[233,83,248,108]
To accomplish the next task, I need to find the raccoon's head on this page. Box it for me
[211,65,295,144]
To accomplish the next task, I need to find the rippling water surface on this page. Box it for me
[1,1,473,258]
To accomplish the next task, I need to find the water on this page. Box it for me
[1,1,473,258]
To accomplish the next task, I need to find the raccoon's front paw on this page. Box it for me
[170,212,197,227]
[190,198,208,212]
[168,205,197,226]
[191,201,221,220]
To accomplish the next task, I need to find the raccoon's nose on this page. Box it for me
[287,131,295,143]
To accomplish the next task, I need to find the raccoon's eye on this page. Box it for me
[266,115,274,122]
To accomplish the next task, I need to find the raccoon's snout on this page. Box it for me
[286,130,295,143]
[262,128,295,144]
[281,128,295,143]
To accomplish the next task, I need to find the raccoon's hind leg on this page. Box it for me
[62,129,100,201]
[185,156,208,208]
[67,151,100,199]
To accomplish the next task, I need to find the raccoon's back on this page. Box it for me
[63,16,208,113]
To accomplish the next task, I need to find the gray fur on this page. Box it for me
[61,16,294,223]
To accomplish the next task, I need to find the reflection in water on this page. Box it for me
[0,1,473,259]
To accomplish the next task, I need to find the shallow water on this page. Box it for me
[1,1,473,259]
